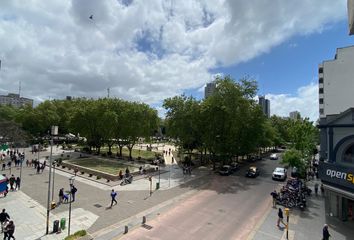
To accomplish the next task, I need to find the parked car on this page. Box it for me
[270,153,278,160]
[272,167,287,181]
[219,165,232,176]
[245,166,260,178]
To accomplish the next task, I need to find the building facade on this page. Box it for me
[204,82,216,99]
[318,46,354,118]
[258,96,270,118]
[289,111,300,120]
[0,93,33,108]
[319,109,354,222]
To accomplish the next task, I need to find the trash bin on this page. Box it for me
[51,201,56,210]
[53,220,60,233]
[60,218,66,230]
[156,182,160,190]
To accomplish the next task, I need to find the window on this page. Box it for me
[342,144,354,164]
[319,67,323,73]
[319,88,324,94]
[319,98,324,104]
[319,78,323,84]
[319,109,324,115]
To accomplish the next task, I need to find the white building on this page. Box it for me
[204,82,216,99]
[0,93,33,108]
[318,46,354,118]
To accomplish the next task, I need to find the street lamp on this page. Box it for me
[45,125,58,235]
[68,176,75,236]
[51,126,58,202]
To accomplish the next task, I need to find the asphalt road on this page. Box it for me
[119,154,286,240]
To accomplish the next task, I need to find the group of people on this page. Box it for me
[0,209,15,240]
[1,174,21,197]
[58,184,77,204]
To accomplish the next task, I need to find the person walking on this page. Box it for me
[1,163,5,171]
[277,208,286,227]
[8,175,15,191]
[58,188,64,204]
[314,182,319,196]
[70,184,77,202]
[322,224,331,240]
[0,209,10,233]
[110,189,118,207]
[270,190,278,208]
[4,220,15,240]
[15,177,20,190]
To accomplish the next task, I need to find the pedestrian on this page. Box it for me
[171,156,174,163]
[277,208,286,227]
[4,220,15,240]
[36,164,40,174]
[110,189,118,207]
[58,188,64,204]
[25,160,29,167]
[314,183,319,196]
[15,177,20,190]
[70,184,77,202]
[321,184,324,195]
[0,209,10,233]
[9,175,15,191]
[1,163,5,171]
[270,190,278,208]
[322,224,331,240]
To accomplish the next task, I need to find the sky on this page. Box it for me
[0,0,353,121]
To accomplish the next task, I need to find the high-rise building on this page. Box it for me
[204,82,216,99]
[0,93,33,108]
[289,111,300,120]
[318,46,354,118]
[258,96,270,118]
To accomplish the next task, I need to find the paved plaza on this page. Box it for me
[1,146,354,239]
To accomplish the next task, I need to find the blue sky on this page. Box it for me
[0,0,351,121]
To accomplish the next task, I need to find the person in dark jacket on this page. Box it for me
[15,177,20,190]
[323,224,331,240]
[0,209,10,233]
[8,175,15,191]
[4,220,15,239]
[277,208,286,227]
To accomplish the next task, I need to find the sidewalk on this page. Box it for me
[250,180,354,240]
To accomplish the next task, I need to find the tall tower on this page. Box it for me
[258,96,270,118]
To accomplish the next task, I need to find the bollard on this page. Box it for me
[142,216,146,224]
[124,225,128,234]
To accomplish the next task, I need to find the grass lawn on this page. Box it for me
[100,146,158,160]
[68,158,139,175]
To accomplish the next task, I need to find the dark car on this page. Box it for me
[245,166,260,178]
[219,165,232,176]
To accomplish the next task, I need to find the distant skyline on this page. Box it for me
[0,0,353,121]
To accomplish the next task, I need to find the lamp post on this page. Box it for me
[68,176,75,236]
[51,126,58,202]
[45,126,58,235]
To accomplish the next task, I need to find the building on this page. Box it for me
[204,82,216,99]
[318,109,354,222]
[258,96,270,118]
[0,93,33,108]
[318,46,354,118]
[349,0,354,35]
[289,111,300,120]
[318,46,354,224]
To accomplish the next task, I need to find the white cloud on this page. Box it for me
[0,0,347,108]
[267,82,319,122]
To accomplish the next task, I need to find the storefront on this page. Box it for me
[319,162,354,221]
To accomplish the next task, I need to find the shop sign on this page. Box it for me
[319,162,354,191]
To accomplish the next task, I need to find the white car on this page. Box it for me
[272,167,287,181]
[270,153,278,160]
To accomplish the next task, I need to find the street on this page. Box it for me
[120,156,284,240]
